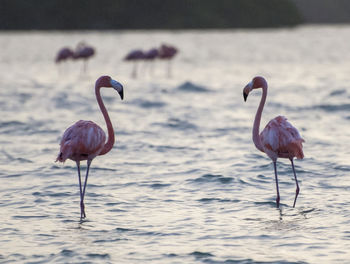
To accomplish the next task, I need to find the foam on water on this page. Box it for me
[1,26,350,263]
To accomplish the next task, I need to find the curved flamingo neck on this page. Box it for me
[253,84,267,152]
[95,85,115,156]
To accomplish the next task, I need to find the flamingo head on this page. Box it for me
[96,76,124,100]
[243,76,267,102]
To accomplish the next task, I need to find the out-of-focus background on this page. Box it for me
[1,0,350,30]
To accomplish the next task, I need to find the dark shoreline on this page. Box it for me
[0,0,302,30]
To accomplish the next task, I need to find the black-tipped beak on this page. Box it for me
[243,92,248,102]
[118,89,124,100]
[110,79,124,100]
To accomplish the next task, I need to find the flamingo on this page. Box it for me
[143,48,159,76]
[158,44,178,77]
[73,42,95,73]
[124,49,145,78]
[56,76,124,219]
[55,47,74,63]
[243,76,304,208]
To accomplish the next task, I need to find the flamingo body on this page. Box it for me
[57,120,106,163]
[124,49,145,61]
[56,47,74,63]
[260,116,304,161]
[243,76,304,208]
[158,44,177,59]
[74,46,95,59]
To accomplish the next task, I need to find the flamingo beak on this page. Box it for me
[110,79,124,100]
[243,81,253,102]
[243,91,248,102]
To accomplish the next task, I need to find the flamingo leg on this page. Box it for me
[167,60,171,78]
[83,60,88,73]
[132,62,138,78]
[290,159,300,208]
[76,161,85,219]
[80,159,92,218]
[273,161,280,208]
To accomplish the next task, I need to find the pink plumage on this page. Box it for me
[55,47,74,63]
[243,76,304,208]
[260,116,304,160]
[56,120,106,163]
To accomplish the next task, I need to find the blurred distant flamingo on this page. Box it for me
[73,42,95,73]
[56,76,124,219]
[243,76,304,208]
[124,49,145,78]
[55,47,74,63]
[158,44,178,77]
[143,48,159,76]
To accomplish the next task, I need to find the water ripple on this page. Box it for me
[177,81,211,92]
[190,174,234,184]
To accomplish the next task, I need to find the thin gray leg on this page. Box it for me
[80,160,92,218]
[273,161,280,208]
[76,161,85,219]
[291,159,300,208]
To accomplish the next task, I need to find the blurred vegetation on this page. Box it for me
[0,0,303,30]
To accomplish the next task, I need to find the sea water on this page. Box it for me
[1,26,350,263]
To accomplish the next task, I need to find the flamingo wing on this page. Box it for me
[260,116,304,159]
[57,120,106,162]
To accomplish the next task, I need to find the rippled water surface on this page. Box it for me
[1,26,350,263]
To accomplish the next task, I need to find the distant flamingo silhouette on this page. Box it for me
[73,42,95,72]
[158,44,178,77]
[143,48,159,76]
[55,47,74,63]
[56,76,124,219]
[243,76,304,208]
[124,49,145,78]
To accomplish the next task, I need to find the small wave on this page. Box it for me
[134,99,166,108]
[148,144,197,152]
[329,89,346,96]
[198,197,239,203]
[94,238,127,243]
[177,81,210,92]
[115,227,135,232]
[334,165,350,171]
[315,103,350,112]
[60,249,75,257]
[12,215,49,219]
[32,191,71,197]
[0,120,25,128]
[191,173,234,184]
[2,150,33,163]
[150,183,171,189]
[189,251,214,258]
[154,118,197,130]
[86,253,110,259]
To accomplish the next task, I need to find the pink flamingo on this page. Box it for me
[243,76,304,208]
[143,48,159,76]
[55,47,74,63]
[124,49,145,78]
[158,44,178,77]
[56,76,124,219]
[73,42,95,72]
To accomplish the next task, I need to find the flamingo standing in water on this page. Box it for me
[124,49,145,78]
[73,42,95,73]
[143,48,159,76]
[55,47,74,63]
[56,76,124,219]
[243,76,304,208]
[158,44,178,77]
